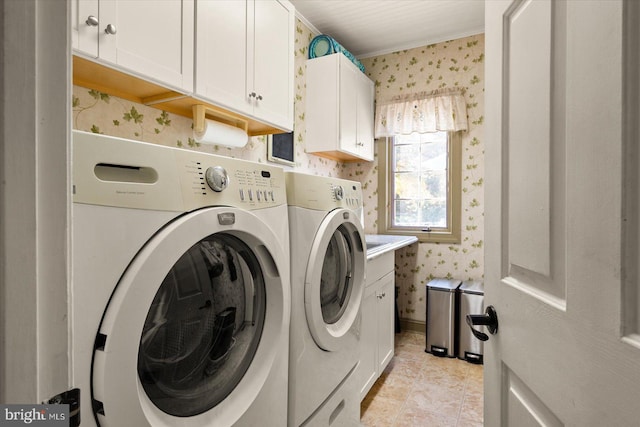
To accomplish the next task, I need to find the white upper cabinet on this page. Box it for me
[306,53,374,162]
[72,0,99,57]
[355,68,374,159]
[195,0,295,132]
[251,0,295,131]
[194,1,247,115]
[72,0,194,92]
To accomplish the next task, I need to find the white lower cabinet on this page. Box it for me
[358,252,395,401]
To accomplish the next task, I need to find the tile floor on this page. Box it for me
[360,331,483,426]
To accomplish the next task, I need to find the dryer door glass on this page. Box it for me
[137,233,266,417]
[320,225,354,324]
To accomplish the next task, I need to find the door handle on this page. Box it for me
[466,305,498,342]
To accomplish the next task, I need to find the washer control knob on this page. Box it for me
[205,166,229,192]
[334,185,344,201]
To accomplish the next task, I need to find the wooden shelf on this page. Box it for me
[72,56,287,137]
[307,150,368,163]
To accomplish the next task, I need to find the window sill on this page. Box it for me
[383,228,460,244]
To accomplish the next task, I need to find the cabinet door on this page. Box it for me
[72,0,99,56]
[377,272,395,373]
[355,72,375,161]
[339,55,359,156]
[252,0,295,130]
[99,0,194,91]
[305,55,340,155]
[195,0,249,115]
[306,53,374,161]
[358,285,379,401]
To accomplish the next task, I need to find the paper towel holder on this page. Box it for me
[192,104,249,135]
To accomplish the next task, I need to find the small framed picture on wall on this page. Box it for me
[267,131,295,166]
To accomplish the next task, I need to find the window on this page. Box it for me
[378,131,461,243]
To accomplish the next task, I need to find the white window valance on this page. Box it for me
[374,88,468,137]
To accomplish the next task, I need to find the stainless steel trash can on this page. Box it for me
[425,279,461,357]
[458,280,484,364]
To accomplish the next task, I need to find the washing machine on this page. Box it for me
[71,130,290,426]
[286,172,366,426]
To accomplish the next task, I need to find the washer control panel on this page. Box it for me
[72,130,285,212]
[177,151,285,211]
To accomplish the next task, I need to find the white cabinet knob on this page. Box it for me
[104,24,117,35]
[86,15,99,26]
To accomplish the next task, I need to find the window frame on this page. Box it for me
[377,132,462,244]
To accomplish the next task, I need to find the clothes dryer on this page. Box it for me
[286,172,366,426]
[71,131,290,426]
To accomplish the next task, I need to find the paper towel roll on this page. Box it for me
[193,119,248,148]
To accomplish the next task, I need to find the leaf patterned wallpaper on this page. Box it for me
[343,34,485,325]
[72,19,343,177]
[72,19,484,326]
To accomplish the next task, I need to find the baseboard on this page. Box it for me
[399,319,425,335]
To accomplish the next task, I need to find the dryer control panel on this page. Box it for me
[73,130,286,212]
[284,172,363,212]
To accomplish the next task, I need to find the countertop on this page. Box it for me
[365,234,418,260]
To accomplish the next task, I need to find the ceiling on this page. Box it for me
[289,0,485,58]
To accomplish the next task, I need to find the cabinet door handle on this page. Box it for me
[86,15,99,26]
[256,94,263,101]
[356,142,364,147]
[248,92,256,99]
[104,24,117,35]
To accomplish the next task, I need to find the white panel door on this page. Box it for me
[484,0,640,425]
[252,0,295,130]
[339,55,359,156]
[355,70,374,161]
[99,0,194,91]
[71,0,99,56]
[358,284,378,400]
[195,0,249,115]
[376,273,394,373]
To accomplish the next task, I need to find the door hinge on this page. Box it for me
[46,388,80,427]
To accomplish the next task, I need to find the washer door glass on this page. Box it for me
[320,225,353,324]
[137,233,265,417]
